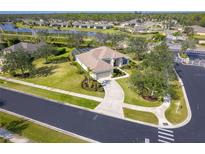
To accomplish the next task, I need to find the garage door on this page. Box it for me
[96,71,112,79]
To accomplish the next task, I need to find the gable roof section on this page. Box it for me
[90,46,127,59]
[2,42,45,53]
[76,46,127,73]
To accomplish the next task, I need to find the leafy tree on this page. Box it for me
[130,68,168,99]
[2,48,34,76]
[127,37,148,60]
[7,38,20,46]
[184,26,194,36]
[35,44,56,62]
[152,33,166,42]
[181,39,196,52]
[143,43,174,73]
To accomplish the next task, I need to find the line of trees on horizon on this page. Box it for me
[1,12,205,27]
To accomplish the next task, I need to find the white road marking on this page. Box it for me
[158,128,173,133]
[158,139,170,143]
[158,135,175,141]
[92,115,98,120]
[145,138,150,143]
[158,131,174,137]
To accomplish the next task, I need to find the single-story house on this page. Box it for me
[2,42,45,54]
[50,21,69,28]
[72,22,112,30]
[75,46,129,80]
[191,25,205,36]
[0,42,45,65]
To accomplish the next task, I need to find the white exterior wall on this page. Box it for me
[95,70,112,80]
[76,57,88,71]
[76,57,112,80]
[197,32,205,36]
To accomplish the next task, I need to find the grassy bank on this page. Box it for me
[0,79,99,109]
[193,34,205,40]
[165,80,188,124]
[0,112,86,143]
[123,108,159,125]
[117,69,161,107]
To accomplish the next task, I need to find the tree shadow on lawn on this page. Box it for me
[31,65,58,78]
[4,120,29,135]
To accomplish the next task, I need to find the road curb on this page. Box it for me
[0,108,99,143]
[165,69,192,129]
[0,76,188,129]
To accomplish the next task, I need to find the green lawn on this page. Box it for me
[165,81,188,124]
[123,108,159,125]
[0,79,99,109]
[3,58,104,98]
[193,34,205,40]
[0,137,11,143]
[117,69,161,107]
[0,112,87,143]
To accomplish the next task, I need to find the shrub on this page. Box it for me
[47,52,69,63]
[112,68,126,78]
[179,53,189,59]
[82,77,104,92]
[68,51,74,62]
[55,47,66,56]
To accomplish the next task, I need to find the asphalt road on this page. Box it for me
[0,87,158,143]
[1,63,205,142]
[174,64,205,142]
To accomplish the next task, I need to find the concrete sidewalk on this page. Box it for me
[123,103,172,127]
[0,76,103,103]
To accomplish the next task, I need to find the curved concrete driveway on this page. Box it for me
[95,80,124,118]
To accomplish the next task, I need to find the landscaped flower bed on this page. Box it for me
[112,68,126,78]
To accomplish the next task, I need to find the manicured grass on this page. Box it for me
[117,70,161,107]
[0,112,87,143]
[0,79,99,109]
[3,58,104,98]
[165,80,188,124]
[0,137,11,143]
[193,34,205,40]
[123,108,159,125]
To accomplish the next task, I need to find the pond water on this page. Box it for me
[0,23,106,38]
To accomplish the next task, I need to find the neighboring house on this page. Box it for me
[0,42,45,65]
[166,34,186,41]
[167,42,182,52]
[72,22,112,29]
[134,25,147,33]
[50,21,69,28]
[191,25,205,36]
[75,46,129,80]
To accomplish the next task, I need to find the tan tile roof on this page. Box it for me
[76,46,127,73]
[2,42,45,53]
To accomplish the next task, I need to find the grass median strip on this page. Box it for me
[123,108,159,125]
[165,81,188,124]
[0,79,99,109]
[0,111,87,143]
